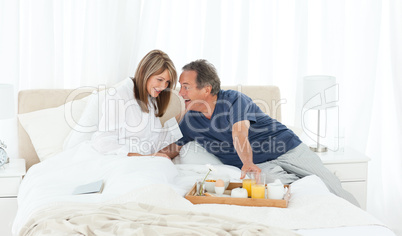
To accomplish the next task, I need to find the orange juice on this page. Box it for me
[251,184,265,199]
[242,179,256,197]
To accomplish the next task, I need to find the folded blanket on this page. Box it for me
[104,180,385,231]
[22,179,385,236]
[20,200,298,236]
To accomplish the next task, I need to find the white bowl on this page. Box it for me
[204,176,230,193]
[231,187,248,198]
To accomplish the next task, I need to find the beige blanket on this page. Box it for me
[20,200,298,236]
[20,183,385,235]
[105,184,385,230]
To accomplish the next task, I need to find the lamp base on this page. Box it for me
[309,145,328,153]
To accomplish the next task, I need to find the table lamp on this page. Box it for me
[303,76,337,152]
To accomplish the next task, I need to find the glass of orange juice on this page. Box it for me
[251,173,266,199]
[242,179,256,197]
[242,171,258,197]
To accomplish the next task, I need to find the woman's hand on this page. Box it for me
[152,152,171,159]
[127,152,170,159]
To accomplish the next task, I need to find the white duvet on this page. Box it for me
[13,142,394,236]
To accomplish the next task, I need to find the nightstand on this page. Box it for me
[0,158,26,236]
[317,147,370,210]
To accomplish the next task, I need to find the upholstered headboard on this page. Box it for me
[18,85,281,170]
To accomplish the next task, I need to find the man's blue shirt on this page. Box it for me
[176,90,302,169]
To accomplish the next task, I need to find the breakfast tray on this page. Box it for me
[184,182,290,208]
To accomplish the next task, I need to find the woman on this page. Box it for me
[91,50,180,158]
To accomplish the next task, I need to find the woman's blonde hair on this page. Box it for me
[132,50,177,117]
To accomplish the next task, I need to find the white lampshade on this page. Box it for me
[303,75,337,110]
[0,84,15,119]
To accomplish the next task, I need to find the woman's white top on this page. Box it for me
[91,78,182,156]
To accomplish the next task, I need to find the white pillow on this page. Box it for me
[290,175,330,199]
[173,141,223,165]
[18,97,88,161]
[62,90,105,150]
[63,80,126,150]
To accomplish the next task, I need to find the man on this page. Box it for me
[162,59,359,206]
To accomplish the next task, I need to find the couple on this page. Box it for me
[91,49,359,207]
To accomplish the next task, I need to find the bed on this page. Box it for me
[13,85,395,236]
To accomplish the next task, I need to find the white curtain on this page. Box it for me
[365,0,402,234]
[0,0,401,235]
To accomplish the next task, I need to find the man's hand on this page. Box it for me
[240,162,261,179]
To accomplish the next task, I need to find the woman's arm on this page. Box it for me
[127,152,170,159]
[158,143,182,159]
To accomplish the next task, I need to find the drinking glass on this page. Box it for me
[196,179,205,196]
[242,171,256,197]
[251,173,266,199]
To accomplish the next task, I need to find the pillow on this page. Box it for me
[290,175,330,199]
[63,79,126,150]
[18,97,88,161]
[62,90,105,150]
[173,141,223,165]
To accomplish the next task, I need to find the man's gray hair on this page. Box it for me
[182,59,221,95]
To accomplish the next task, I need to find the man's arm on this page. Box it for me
[158,142,182,160]
[232,120,261,178]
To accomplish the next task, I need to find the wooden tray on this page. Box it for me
[185,182,290,208]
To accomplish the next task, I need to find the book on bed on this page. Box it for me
[72,180,104,195]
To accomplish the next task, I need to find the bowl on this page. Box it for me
[204,175,230,193]
[231,187,248,198]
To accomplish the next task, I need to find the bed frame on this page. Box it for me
[18,85,282,170]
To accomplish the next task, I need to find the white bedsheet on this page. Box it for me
[13,142,395,236]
